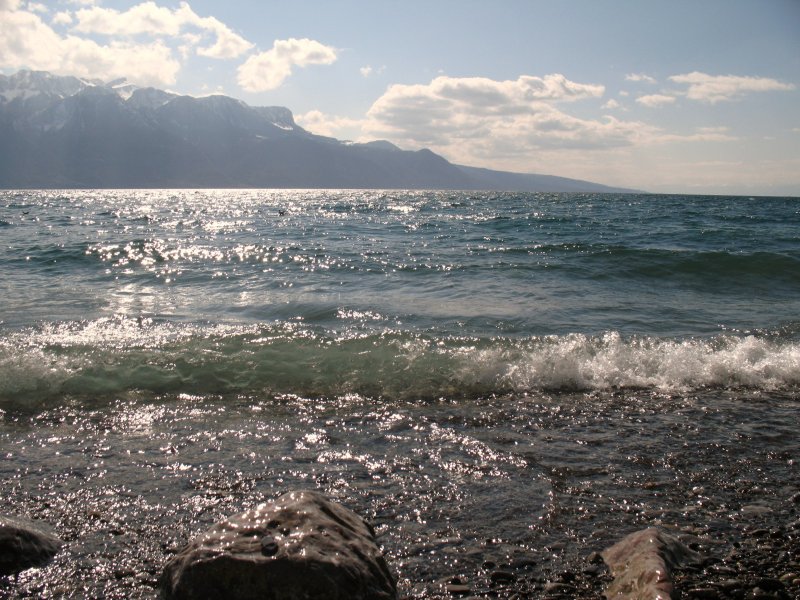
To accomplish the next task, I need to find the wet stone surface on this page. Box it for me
[0,389,798,598]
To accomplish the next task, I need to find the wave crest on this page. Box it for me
[1,320,798,408]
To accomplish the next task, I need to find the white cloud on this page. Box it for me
[26,1,47,13]
[362,74,654,171]
[0,7,180,86]
[195,21,252,59]
[296,110,365,138]
[0,1,254,87]
[602,99,620,109]
[669,71,795,103]
[74,2,186,36]
[626,73,657,84]
[51,10,73,25]
[237,38,337,92]
[636,94,676,107]
[359,65,385,78]
[73,1,252,59]
[657,126,736,143]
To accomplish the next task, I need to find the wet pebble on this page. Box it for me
[445,582,471,596]
[544,581,577,594]
[754,577,785,592]
[489,570,516,584]
[686,587,721,599]
[259,534,278,556]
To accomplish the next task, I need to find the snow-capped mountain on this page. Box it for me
[0,70,636,192]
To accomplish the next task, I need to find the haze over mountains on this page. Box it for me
[0,70,636,192]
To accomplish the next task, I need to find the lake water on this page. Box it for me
[1,190,798,597]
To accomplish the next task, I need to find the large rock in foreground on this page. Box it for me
[0,514,62,576]
[601,527,701,599]
[160,490,397,600]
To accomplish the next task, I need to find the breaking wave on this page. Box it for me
[1,318,798,408]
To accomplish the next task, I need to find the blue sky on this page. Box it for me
[2,0,799,194]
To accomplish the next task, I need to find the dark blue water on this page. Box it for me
[1,190,798,406]
[1,190,799,598]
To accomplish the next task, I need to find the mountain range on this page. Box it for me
[0,70,637,192]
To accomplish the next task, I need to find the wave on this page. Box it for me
[1,318,798,408]
[585,247,800,283]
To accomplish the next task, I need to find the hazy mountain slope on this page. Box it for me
[0,70,638,192]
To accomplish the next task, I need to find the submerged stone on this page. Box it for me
[159,490,397,600]
[601,527,701,600]
[0,514,63,576]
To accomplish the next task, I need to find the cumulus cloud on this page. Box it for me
[602,99,620,109]
[669,72,795,103]
[0,0,254,87]
[51,10,73,25]
[362,74,654,169]
[0,6,180,86]
[296,110,365,138]
[73,1,252,59]
[237,38,337,92]
[626,73,657,84]
[636,94,676,107]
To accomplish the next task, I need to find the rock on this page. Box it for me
[740,505,773,517]
[159,490,396,600]
[754,577,785,592]
[445,582,472,596]
[686,588,720,599]
[0,514,62,576]
[587,551,605,565]
[489,570,516,584]
[544,581,577,594]
[601,527,701,600]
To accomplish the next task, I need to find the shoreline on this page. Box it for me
[1,390,798,598]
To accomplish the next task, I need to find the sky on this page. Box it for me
[1,0,799,195]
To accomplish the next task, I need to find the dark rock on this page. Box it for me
[159,490,396,600]
[754,577,785,592]
[445,582,471,596]
[0,514,63,576]
[544,581,576,594]
[587,551,604,564]
[510,556,537,570]
[716,578,745,591]
[582,565,602,577]
[259,534,278,556]
[489,570,516,584]
[686,587,721,599]
[556,570,576,583]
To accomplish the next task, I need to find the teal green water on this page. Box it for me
[1,190,798,406]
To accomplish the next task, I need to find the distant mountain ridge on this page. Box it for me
[0,70,638,192]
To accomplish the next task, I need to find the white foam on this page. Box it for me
[492,332,800,392]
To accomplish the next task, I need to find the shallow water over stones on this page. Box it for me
[0,389,798,598]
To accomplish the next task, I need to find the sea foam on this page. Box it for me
[1,320,797,408]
